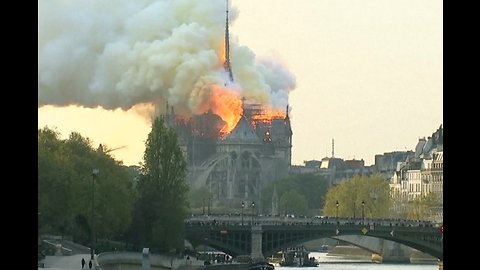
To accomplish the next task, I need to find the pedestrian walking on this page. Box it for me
[81,258,86,269]
[89,260,93,269]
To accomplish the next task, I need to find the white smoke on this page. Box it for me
[38,0,296,116]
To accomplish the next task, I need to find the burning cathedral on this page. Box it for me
[163,2,293,208]
[164,99,292,207]
[38,0,296,210]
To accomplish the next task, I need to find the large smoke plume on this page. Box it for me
[38,0,296,120]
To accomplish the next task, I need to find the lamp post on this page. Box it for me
[241,201,245,226]
[251,201,255,225]
[335,201,339,224]
[361,200,365,225]
[91,169,99,260]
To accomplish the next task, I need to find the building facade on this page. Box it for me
[389,125,443,222]
[164,102,292,210]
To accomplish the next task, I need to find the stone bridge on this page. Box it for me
[184,215,443,261]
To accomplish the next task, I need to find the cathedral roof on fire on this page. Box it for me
[222,115,262,144]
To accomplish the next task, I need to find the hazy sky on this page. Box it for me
[38,0,442,166]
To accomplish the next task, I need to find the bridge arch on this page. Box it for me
[262,230,441,259]
[185,216,442,260]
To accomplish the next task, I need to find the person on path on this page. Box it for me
[89,260,93,269]
[81,258,86,269]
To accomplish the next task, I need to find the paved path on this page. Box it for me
[39,254,96,270]
[39,253,243,270]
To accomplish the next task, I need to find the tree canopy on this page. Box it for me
[38,126,136,245]
[187,186,213,214]
[323,174,391,219]
[261,173,330,216]
[404,192,442,220]
[126,116,189,253]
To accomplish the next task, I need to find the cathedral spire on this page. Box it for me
[224,0,234,82]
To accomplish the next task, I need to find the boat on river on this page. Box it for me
[279,246,319,267]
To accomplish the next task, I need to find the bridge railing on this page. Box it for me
[185,214,441,229]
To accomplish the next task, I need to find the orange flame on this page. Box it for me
[209,85,242,134]
[206,86,288,135]
[251,109,286,123]
[219,41,226,65]
[206,38,288,136]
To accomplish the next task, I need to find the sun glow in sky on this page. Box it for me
[38,0,442,166]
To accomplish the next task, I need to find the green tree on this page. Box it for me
[127,116,189,252]
[261,173,329,216]
[406,192,441,220]
[187,187,213,214]
[278,190,308,216]
[323,174,391,219]
[38,126,135,246]
[38,127,72,235]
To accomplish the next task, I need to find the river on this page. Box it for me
[273,252,438,270]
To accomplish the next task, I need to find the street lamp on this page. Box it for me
[91,168,99,260]
[241,201,245,226]
[361,200,365,225]
[335,201,339,224]
[251,201,255,225]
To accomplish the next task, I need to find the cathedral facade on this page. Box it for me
[163,1,292,211]
[164,102,292,210]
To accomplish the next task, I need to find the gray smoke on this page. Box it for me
[38,0,296,117]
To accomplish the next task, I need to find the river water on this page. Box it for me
[273,252,438,270]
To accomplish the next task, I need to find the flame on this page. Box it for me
[209,85,242,134]
[219,41,226,65]
[251,109,286,123]
[207,85,288,135]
